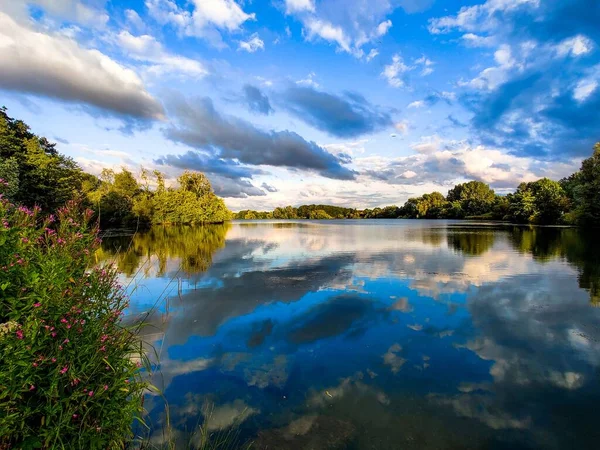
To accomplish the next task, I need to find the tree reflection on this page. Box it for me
[447,230,496,256]
[96,224,231,277]
[507,226,600,306]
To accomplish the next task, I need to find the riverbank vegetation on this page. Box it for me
[1,108,231,229]
[0,199,148,448]
[235,143,600,226]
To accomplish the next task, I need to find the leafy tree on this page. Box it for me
[574,143,600,227]
[178,171,212,197]
[309,209,333,219]
[0,107,84,210]
[447,181,496,216]
[113,168,139,198]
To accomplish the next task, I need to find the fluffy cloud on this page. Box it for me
[0,12,164,120]
[284,0,402,57]
[382,53,412,87]
[429,0,600,158]
[359,136,578,188]
[285,0,315,14]
[116,31,207,78]
[145,0,255,46]
[238,33,264,52]
[17,0,109,26]
[280,85,393,138]
[163,94,356,180]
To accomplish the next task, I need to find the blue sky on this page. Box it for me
[1,0,599,210]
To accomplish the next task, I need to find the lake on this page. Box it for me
[99,220,600,449]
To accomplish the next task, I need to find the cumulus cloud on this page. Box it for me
[18,0,109,26]
[285,0,315,14]
[145,0,255,47]
[359,136,578,189]
[280,85,393,138]
[238,33,264,52]
[115,31,207,78]
[429,0,600,158]
[242,85,273,115]
[0,12,164,120]
[163,94,356,180]
[284,0,401,58]
[382,53,413,88]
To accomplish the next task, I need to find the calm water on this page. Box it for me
[99,220,600,449]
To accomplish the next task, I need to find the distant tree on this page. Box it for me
[309,209,333,219]
[447,181,496,216]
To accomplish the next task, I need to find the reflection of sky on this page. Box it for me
[112,221,600,449]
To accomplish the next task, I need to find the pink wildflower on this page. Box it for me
[60,366,68,374]
[33,302,41,308]
[88,391,94,397]
[29,385,35,391]
[15,330,24,340]
[103,385,108,391]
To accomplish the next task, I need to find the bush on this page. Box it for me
[0,199,147,449]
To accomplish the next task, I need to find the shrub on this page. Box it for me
[0,199,147,449]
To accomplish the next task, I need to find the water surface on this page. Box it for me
[100,220,600,449]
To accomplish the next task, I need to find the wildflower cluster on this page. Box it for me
[0,199,147,449]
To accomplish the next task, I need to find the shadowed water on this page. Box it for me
[99,220,600,449]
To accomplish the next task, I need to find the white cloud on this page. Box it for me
[461,33,495,47]
[192,0,255,31]
[0,12,164,119]
[428,0,540,34]
[555,34,595,57]
[238,33,264,53]
[285,0,315,14]
[415,54,435,76]
[573,79,598,102]
[375,20,393,37]
[286,0,398,58]
[408,100,425,108]
[116,31,208,78]
[124,9,146,32]
[382,53,412,88]
[494,44,515,67]
[304,17,351,53]
[21,0,109,27]
[296,72,319,88]
[145,0,255,45]
[366,49,379,62]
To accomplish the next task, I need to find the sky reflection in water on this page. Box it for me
[100,220,600,449]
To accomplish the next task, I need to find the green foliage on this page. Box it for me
[309,209,333,219]
[90,169,231,228]
[572,143,600,227]
[0,107,85,211]
[0,200,147,449]
[447,181,496,216]
[508,179,568,224]
[0,157,19,201]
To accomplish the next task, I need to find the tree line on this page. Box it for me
[0,107,231,228]
[235,143,600,226]
[2,107,600,227]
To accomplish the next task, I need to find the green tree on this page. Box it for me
[0,108,84,210]
[447,181,496,217]
[574,143,600,227]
